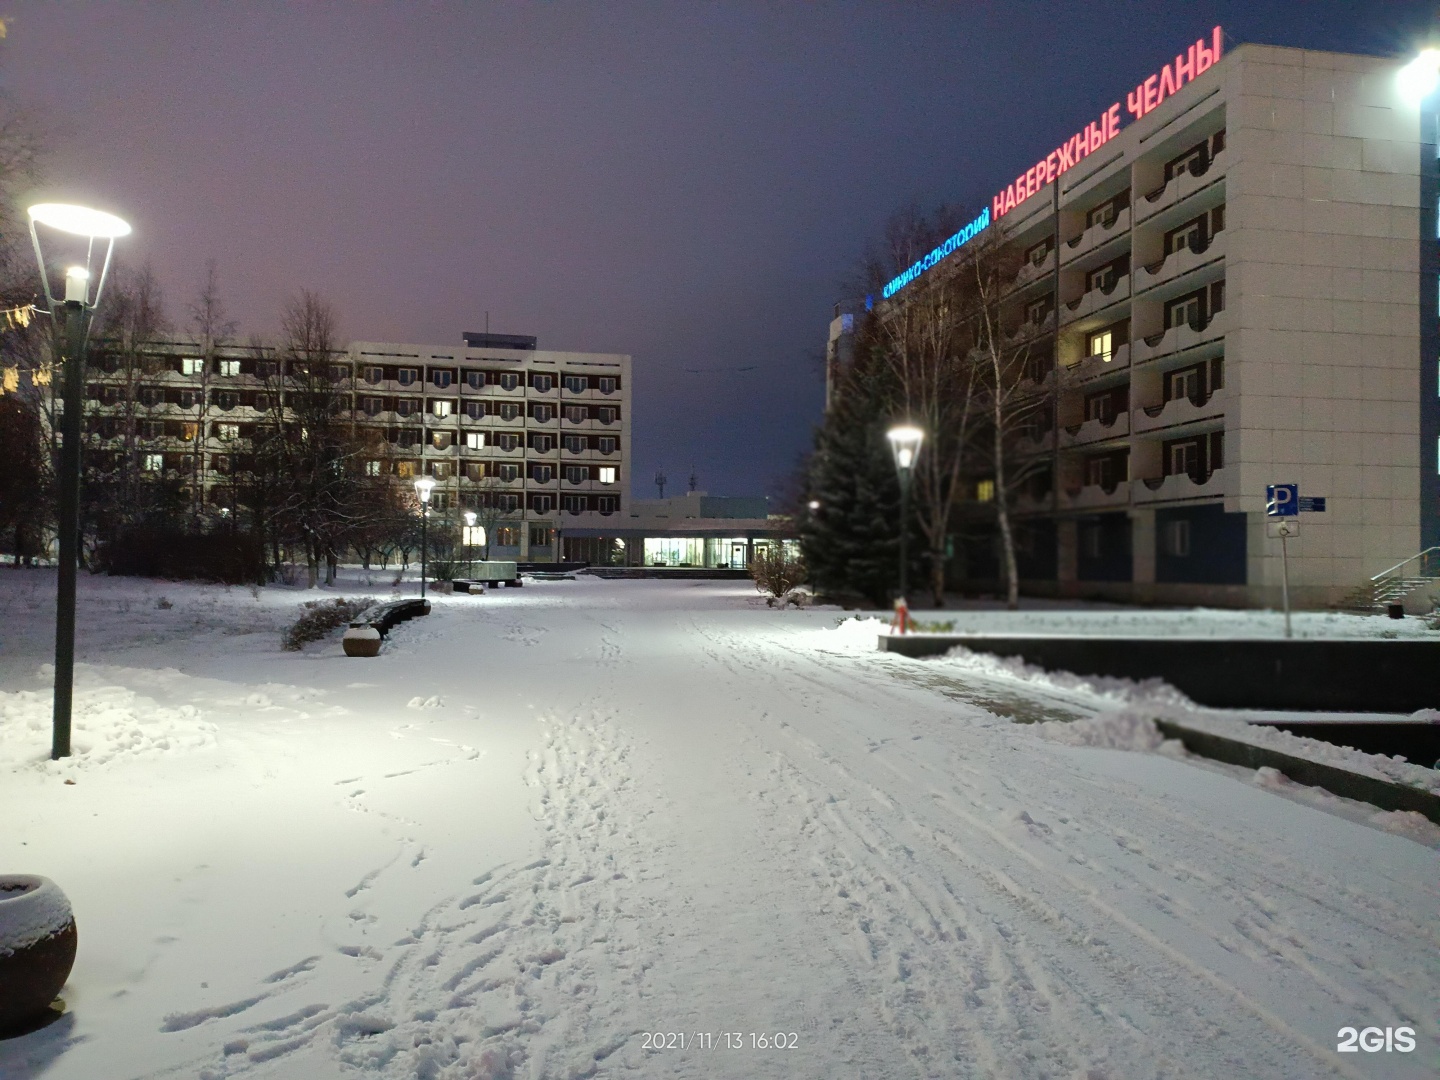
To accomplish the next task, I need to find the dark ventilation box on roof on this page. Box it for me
[463,332,537,351]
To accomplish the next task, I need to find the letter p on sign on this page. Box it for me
[1266,484,1298,517]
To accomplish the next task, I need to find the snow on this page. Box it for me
[0,569,1435,1079]
[0,875,74,954]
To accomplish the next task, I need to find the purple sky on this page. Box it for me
[6,2,1435,496]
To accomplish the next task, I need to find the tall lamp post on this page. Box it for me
[886,425,925,610]
[414,476,435,598]
[28,203,130,760]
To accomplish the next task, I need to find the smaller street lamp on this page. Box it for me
[414,476,436,598]
[463,510,478,577]
[1398,48,1440,103]
[886,425,925,615]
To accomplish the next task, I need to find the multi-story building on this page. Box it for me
[848,33,1438,608]
[81,331,631,563]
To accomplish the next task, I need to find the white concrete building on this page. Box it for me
[864,34,1439,608]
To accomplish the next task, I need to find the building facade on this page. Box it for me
[80,331,631,563]
[852,37,1437,608]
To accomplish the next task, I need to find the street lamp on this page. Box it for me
[463,510,477,577]
[28,202,130,760]
[886,424,924,612]
[414,476,435,598]
[1398,48,1440,103]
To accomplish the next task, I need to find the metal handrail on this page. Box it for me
[1369,546,1440,582]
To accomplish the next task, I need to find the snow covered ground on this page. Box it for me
[1,570,1436,1079]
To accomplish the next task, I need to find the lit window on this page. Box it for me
[143,453,164,472]
[1088,330,1113,360]
[219,359,240,377]
[599,467,616,484]
[397,460,418,477]
[976,479,995,502]
[365,460,381,476]
[181,358,203,376]
[432,399,452,417]
[216,423,239,441]
[466,431,484,449]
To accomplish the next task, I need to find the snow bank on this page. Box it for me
[0,667,215,770]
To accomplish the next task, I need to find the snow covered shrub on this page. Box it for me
[155,596,173,610]
[282,598,373,651]
[750,543,805,602]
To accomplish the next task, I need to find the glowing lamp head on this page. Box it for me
[28,203,132,239]
[807,500,821,511]
[886,425,925,474]
[63,265,90,303]
[1398,49,1440,103]
[413,476,436,504]
[463,510,477,526]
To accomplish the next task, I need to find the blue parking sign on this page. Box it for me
[1266,484,1298,517]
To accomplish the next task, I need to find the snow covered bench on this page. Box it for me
[342,598,431,656]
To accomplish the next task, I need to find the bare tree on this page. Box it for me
[187,260,237,522]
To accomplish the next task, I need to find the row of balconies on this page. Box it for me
[1014,468,1224,514]
[1018,387,1226,453]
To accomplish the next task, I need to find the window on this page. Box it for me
[563,375,587,393]
[1085,196,1122,229]
[599,466,616,484]
[1084,390,1124,423]
[563,435,586,453]
[255,361,278,379]
[1086,263,1118,293]
[432,370,453,388]
[396,460,419,477]
[1087,329,1113,360]
[1024,238,1052,267]
[499,402,521,421]
[597,436,617,454]
[181,357,203,376]
[253,393,271,411]
[1164,290,1205,330]
[532,404,553,423]
[465,431,485,449]
[1084,452,1126,489]
[213,391,238,410]
[464,370,483,389]
[1168,440,1200,477]
[1163,136,1215,183]
[976,479,995,502]
[180,422,200,441]
[212,454,232,475]
[141,421,164,439]
[1081,525,1102,559]
[565,466,587,484]
[432,431,451,450]
[177,390,202,408]
[562,495,587,514]
[1164,215,1208,256]
[143,453,164,472]
[393,399,415,417]
[597,377,617,394]
[396,368,418,386]
[530,464,552,483]
[465,463,486,481]
[1161,519,1191,557]
[531,434,554,453]
[530,496,554,516]
[362,397,384,416]
[499,464,521,482]
[498,372,520,391]
[464,400,484,419]
[496,433,521,452]
[1166,365,1203,402]
[1024,296,1051,325]
[596,406,618,424]
[531,374,553,393]
[529,522,553,544]
[496,526,521,546]
[330,364,350,382]
[430,492,450,510]
[219,359,240,377]
[597,495,619,513]
[432,399,452,418]
[563,406,586,424]
[364,365,384,384]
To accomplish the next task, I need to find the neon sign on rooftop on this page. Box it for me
[881,26,1223,301]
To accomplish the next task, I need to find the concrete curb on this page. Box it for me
[1153,719,1440,825]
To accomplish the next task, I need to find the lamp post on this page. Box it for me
[414,476,435,598]
[28,203,130,760]
[886,425,924,609]
[463,510,477,577]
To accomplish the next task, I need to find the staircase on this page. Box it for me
[1333,547,1440,613]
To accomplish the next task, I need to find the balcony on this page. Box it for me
[1009,256,1053,292]
[1135,232,1226,295]
[1060,274,1130,326]
[1013,428,1055,455]
[1132,387,1227,435]
[1132,468,1225,504]
[1059,481,1131,512]
[1132,309,1227,364]
[1061,207,1131,266]
[1059,411,1129,449]
[1137,148,1227,223]
[1063,343,1131,385]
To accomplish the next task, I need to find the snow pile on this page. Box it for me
[0,876,73,954]
[940,644,1195,710]
[1036,708,1166,751]
[0,667,215,770]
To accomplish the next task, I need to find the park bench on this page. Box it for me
[342,598,430,656]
